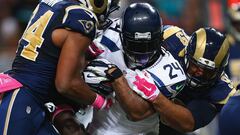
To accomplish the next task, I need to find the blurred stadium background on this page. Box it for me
[0,0,227,135]
[0,0,227,72]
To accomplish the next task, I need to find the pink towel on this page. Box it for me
[0,74,22,93]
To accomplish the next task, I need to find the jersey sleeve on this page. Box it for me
[99,19,121,52]
[207,73,236,111]
[60,5,98,40]
[186,99,218,130]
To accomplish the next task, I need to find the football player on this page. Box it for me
[142,27,235,135]
[85,3,234,135]
[225,0,240,88]
[0,0,115,134]
[84,3,195,135]
[218,0,240,134]
[52,0,121,134]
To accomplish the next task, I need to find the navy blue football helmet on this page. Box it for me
[121,3,164,69]
[185,27,230,89]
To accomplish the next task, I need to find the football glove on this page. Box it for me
[125,69,160,101]
[125,69,184,100]
[82,70,113,96]
[86,58,123,81]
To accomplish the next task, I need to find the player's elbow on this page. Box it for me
[55,79,70,95]
[127,111,153,122]
[127,114,145,121]
[127,106,155,121]
[180,124,194,133]
[177,120,195,133]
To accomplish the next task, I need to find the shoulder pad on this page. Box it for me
[162,26,189,64]
[163,25,172,31]
[98,20,121,52]
[111,18,120,23]
[61,5,98,40]
[108,19,121,33]
[163,26,183,40]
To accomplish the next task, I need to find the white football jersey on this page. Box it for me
[87,20,186,135]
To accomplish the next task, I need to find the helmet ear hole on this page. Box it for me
[93,0,104,7]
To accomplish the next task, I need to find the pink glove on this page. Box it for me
[125,69,160,101]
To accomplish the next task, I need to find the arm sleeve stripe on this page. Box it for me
[100,35,119,52]
[217,88,236,104]
[163,26,182,39]
[148,71,172,97]
[178,48,185,57]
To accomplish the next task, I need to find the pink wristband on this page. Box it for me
[51,104,74,123]
[92,94,105,110]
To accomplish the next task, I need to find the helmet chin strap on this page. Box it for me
[187,78,198,88]
[124,54,143,70]
[186,76,206,90]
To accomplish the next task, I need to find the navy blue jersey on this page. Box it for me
[6,0,98,103]
[225,35,240,88]
[163,26,235,111]
[219,95,240,135]
[177,74,235,112]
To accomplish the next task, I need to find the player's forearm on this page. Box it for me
[152,94,194,132]
[112,76,155,121]
[56,76,96,105]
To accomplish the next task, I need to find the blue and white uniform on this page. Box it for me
[88,20,186,135]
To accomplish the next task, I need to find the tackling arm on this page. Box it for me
[127,69,195,132]
[52,28,97,105]
[112,75,155,121]
[158,99,218,134]
[152,95,194,133]
[86,59,156,121]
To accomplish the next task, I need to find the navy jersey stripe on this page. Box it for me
[100,35,120,52]
[148,71,172,97]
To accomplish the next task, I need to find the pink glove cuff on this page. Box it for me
[92,94,105,110]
